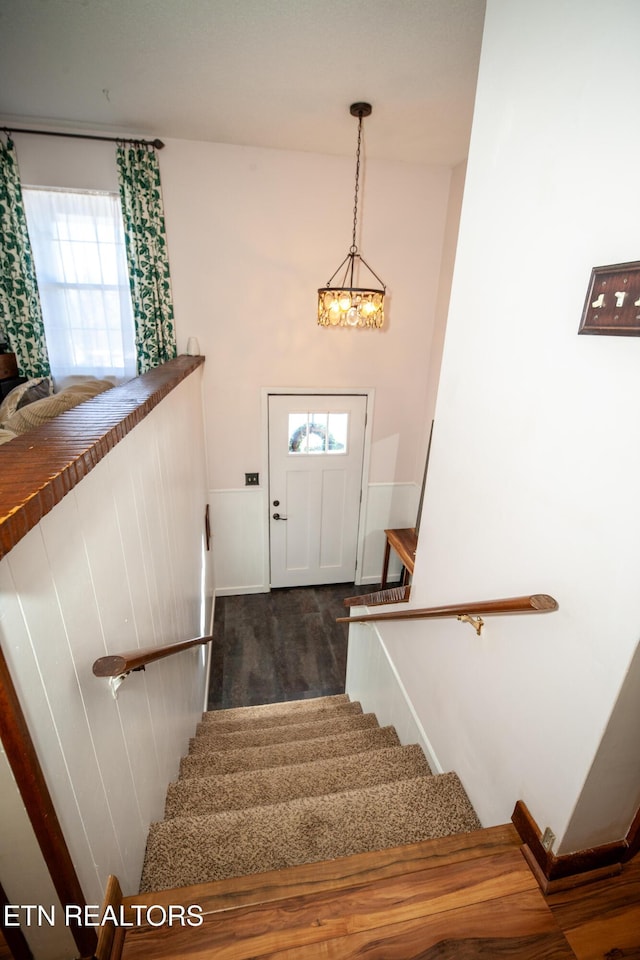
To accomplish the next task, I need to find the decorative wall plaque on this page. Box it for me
[579,261,640,336]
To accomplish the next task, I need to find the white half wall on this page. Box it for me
[0,368,212,919]
[346,620,442,776]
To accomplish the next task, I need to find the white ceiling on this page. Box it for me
[0,0,485,166]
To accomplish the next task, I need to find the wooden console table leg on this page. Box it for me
[381,537,391,589]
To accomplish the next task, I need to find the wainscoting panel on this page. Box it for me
[345,619,442,774]
[359,482,420,585]
[0,370,211,905]
[210,481,419,595]
[210,487,269,595]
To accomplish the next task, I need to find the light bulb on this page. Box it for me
[339,293,351,311]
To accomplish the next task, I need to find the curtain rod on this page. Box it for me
[1,126,164,149]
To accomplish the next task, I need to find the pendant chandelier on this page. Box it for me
[317,102,386,329]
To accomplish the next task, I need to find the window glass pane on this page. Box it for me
[308,413,328,453]
[288,413,309,453]
[23,188,136,383]
[288,411,349,455]
[327,413,348,453]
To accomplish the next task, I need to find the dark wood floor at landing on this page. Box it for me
[207,582,370,711]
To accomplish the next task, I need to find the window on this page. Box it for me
[288,412,348,454]
[23,187,136,384]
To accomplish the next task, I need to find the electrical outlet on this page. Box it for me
[245,472,259,486]
[541,827,556,852]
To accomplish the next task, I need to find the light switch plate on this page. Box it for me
[245,472,259,486]
[579,260,640,336]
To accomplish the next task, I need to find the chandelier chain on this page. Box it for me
[351,113,363,253]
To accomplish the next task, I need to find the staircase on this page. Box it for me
[139,693,481,891]
[103,693,579,959]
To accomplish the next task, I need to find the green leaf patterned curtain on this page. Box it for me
[116,144,177,374]
[0,137,50,379]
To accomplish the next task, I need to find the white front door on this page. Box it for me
[268,394,367,587]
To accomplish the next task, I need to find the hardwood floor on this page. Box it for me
[547,852,640,960]
[208,583,370,711]
[109,831,640,960]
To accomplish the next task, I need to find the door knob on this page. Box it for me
[272,513,288,520]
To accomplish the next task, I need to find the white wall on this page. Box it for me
[367,0,640,854]
[158,139,451,591]
[0,367,211,944]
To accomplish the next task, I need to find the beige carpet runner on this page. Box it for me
[139,694,481,892]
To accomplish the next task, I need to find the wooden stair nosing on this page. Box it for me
[128,851,547,960]
[128,824,523,914]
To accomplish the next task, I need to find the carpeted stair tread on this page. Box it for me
[165,745,431,818]
[201,693,349,724]
[179,726,401,779]
[196,699,363,734]
[140,773,481,891]
[188,712,378,754]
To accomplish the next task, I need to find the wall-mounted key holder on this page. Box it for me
[579,260,640,336]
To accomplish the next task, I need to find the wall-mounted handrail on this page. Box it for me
[338,594,558,635]
[93,635,213,678]
[93,636,213,698]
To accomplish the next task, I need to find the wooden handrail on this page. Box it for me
[337,594,558,626]
[93,635,213,678]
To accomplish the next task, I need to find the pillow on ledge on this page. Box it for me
[3,379,113,435]
[0,376,52,424]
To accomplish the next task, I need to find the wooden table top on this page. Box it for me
[384,527,417,573]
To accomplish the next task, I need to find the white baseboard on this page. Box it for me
[357,574,403,586]
[345,620,442,774]
[215,585,270,597]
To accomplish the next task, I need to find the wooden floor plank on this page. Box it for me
[561,908,640,960]
[253,890,576,960]
[547,854,640,960]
